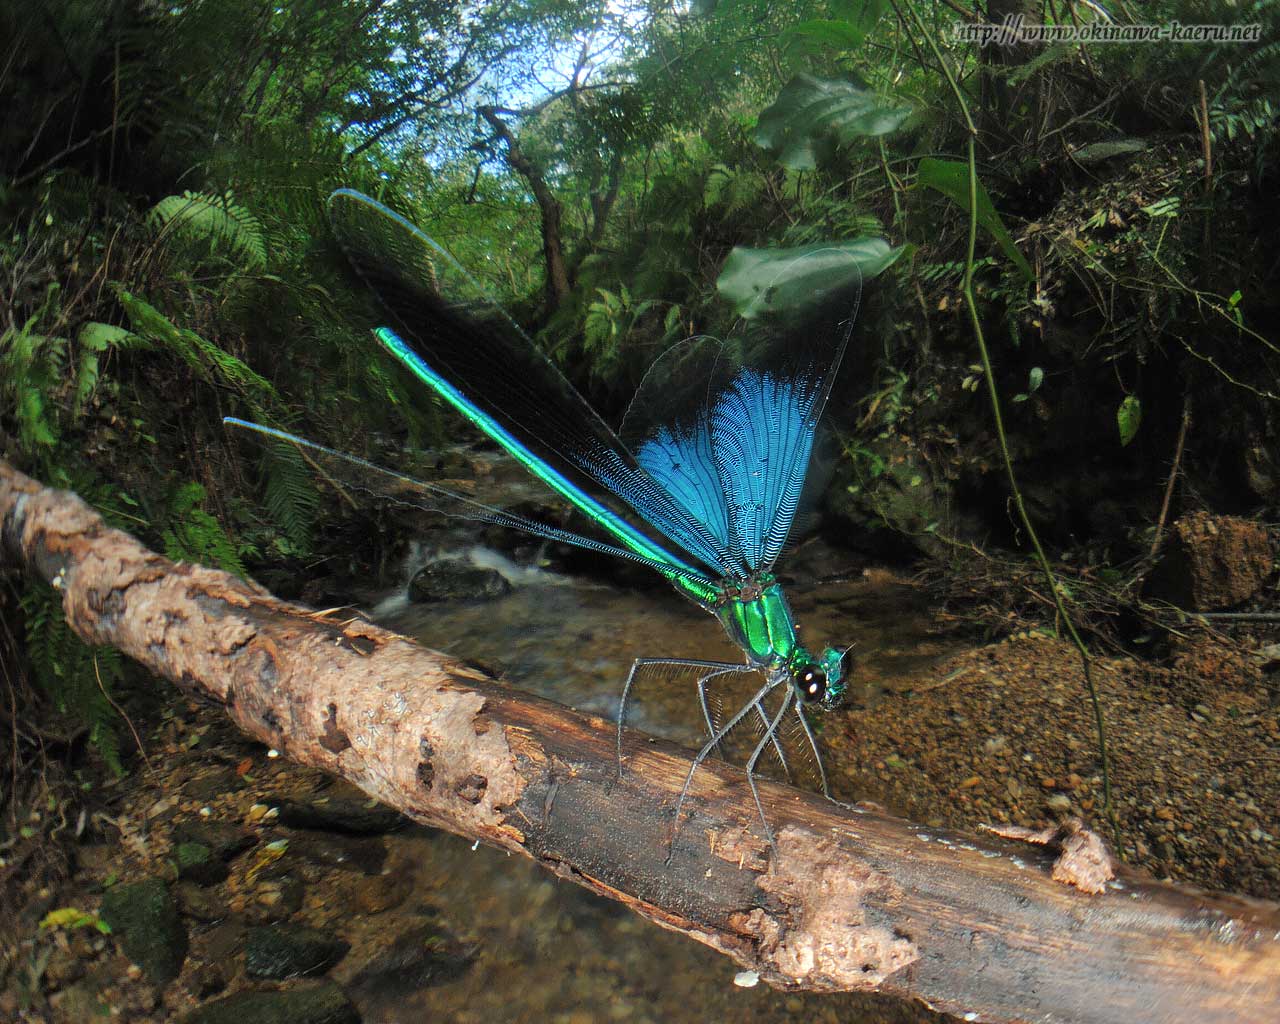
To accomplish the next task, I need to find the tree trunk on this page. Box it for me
[977,0,1041,142]
[479,106,572,311]
[2,457,1279,1023]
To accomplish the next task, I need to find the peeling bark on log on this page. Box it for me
[2,457,1279,1024]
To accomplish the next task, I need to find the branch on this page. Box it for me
[2,458,1279,1022]
[478,105,571,308]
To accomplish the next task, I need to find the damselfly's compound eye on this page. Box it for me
[797,664,827,703]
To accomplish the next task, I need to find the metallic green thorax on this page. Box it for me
[672,574,804,670]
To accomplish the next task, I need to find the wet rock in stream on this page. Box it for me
[245,924,351,979]
[174,819,259,861]
[183,767,246,802]
[351,869,414,915]
[245,873,307,923]
[175,880,231,923]
[202,919,248,962]
[180,982,361,1024]
[99,878,189,985]
[345,922,476,1002]
[175,842,231,885]
[409,561,511,603]
[287,832,388,875]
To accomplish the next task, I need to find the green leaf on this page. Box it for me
[1140,196,1180,218]
[756,74,912,170]
[78,322,133,351]
[19,389,57,447]
[716,239,904,319]
[831,0,886,31]
[784,19,867,52]
[916,158,1033,282]
[40,907,108,933]
[1071,138,1148,165]
[1117,395,1142,446]
[1028,366,1044,392]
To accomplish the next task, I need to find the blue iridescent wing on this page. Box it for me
[620,337,735,558]
[222,419,717,587]
[327,189,734,580]
[622,249,863,576]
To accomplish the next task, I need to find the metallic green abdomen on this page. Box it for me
[714,580,798,669]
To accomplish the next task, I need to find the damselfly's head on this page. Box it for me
[788,646,849,710]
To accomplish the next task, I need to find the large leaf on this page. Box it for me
[755,74,912,170]
[784,19,868,52]
[716,239,903,318]
[77,322,135,351]
[916,158,1033,282]
[785,0,888,52]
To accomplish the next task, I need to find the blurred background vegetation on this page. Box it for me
[1,0,1277,789]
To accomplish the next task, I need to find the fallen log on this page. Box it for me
[2,456,1278,1024]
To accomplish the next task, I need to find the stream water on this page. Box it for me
[330,545,953,1024]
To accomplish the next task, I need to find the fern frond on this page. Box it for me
[148,190,268,270]
[260,446,320,551]
[162,481,249,577]
[116,290,280,408]
[20,581,125,775]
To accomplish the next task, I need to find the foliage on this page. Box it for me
[39,908,111,934]
[161,482,252,577]
[915,159,1033,281]
[717,240,903,318]
[1117,395,1143,448]
[20,581,126,776]
[755,74,913,170]
[149,191,268,271]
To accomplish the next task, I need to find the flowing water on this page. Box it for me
[339,543,954,1024]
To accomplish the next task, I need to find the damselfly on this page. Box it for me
[227,190,866,858]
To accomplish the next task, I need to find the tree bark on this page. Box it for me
[2,457,1279,1023]
[479,105,572,311]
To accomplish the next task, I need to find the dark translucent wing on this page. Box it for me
[702,672,825,791]
[774,423,837,558]
[618,659,755,748]
[327,189,735,579]
[622,247,862,576]
[223,419,715,586]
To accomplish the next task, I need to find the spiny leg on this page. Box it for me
[695,664,754,756]
[667,675,781,863]
[792,702,832,798]
[743,687,796,861]
[617,658,743,780]
[758,702,796,785]
[695,668,791,781]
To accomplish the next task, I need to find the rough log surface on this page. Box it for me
[2,457,1279,1024]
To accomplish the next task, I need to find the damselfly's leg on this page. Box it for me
[616,658,744,780]
[695,664,755,756]
[667,675,782,863]
[757,703,796,785]
[792,703,832,798]
[695,667,791,779]
[743,688,795,861]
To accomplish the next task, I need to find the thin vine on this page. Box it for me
[892,0,1114,819]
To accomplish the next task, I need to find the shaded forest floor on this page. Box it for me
[831,631,1280,902]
